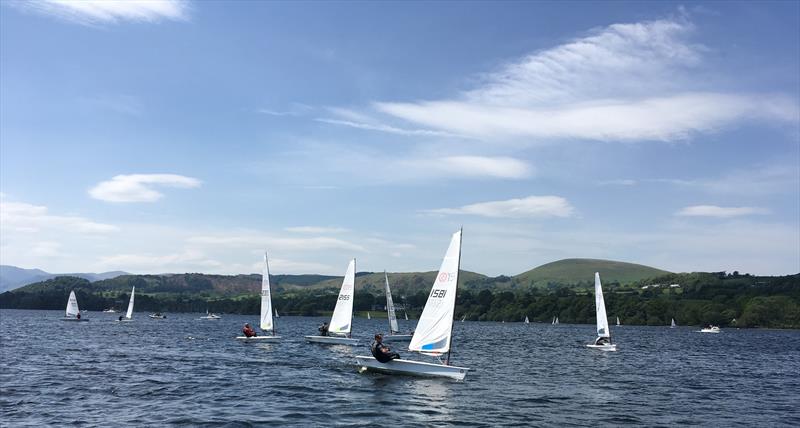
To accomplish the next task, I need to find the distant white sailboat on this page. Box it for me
[117,286,135,322]
[670,318,676,328]
[238,253,281,341]
[62,290,88,322]
[367,312,371,320]
[616,316,620,326]
[587,272,616,351]
[383,271,413,342]
[306,259,359,346]
[461,315,466,322]
[524,316,530,324]
[200,309,221,320]
[274,309,279,318]
[356,229,470,380]
[404,311,409,321]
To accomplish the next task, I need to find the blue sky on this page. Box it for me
[1,1,798,276]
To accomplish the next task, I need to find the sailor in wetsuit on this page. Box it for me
[371,334,400,363]
[242,323,257,337]
[318,322,329,336]
[594,336,611,345]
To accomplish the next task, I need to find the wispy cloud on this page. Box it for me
[408,155,533,180]
[285,226,349,234]
[676,205,770,218]
[257,103,313,117]
[599,179,638,186]
[187,234,367,253]
[11,0,190,26]
[366,18,797,142]
[426,195,575,218]
[0,199,118,233]
[89,174,201,203]
[315,118,458,137]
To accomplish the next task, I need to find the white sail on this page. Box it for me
[260,253,274,332]
[671,318,676,328]
[409,230,461,357]
[66,290,80,317]
[404,311,409,320]
[367,312,371,320]
[384,272,400,333]
[125,286,135,319]
[616,316,620,326]
[594,272,610,338]
[524,316,529,324]
[329,259,356,335]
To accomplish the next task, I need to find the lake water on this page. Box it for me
[1,309,799,426]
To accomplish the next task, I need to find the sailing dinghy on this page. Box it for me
[524,316,529,324]
[586,272,617,351]
[305,259,359,346]
[671,318,676,329]
[367,312,371,320]
[237,253,281,341]
[62,290,88,321]
[382,271,412,343]
[117,287,135,322]
[356,229,470,381]
[616,316,621,327]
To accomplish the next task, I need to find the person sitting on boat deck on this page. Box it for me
[371,334,400,363]
[242,323,257,338]
[118,315,123,322]
[318,322,329,336]
[594,336,611,346]
[76,313,81,320]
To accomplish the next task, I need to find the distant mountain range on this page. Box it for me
[2,258,671,295]
[0,265,128,292]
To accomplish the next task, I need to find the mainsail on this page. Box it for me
[329,259,356,335]
[384,271,399,334]
[260,253,274,332]
[125,286,135,319]
[594,272,610,338]
[66,290,80,317]
[409,230,461,358]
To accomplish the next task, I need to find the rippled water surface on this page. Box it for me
[2,309,799,426]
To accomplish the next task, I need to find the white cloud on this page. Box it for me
[258,103,313,117]
[315,117,458,137]
[187,234,367,253]
[97,250,222,271]
[285,226,349,234]
[426,195,575,218]
[364,18,797,142]
[89,174,201,203]
[11,0,190,26]
[0,200,118,233]
[599,179,638,186]
[676,205,770,218]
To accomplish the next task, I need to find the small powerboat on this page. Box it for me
[700,326,721,333]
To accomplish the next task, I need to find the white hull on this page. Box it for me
[149,315,166,319]
[355,356,469,381]
[236,335,281,341]
[382,334,413,342]
[199,317,221,320]
[699,329,721,333]
[62,318,89,322]
[116,319,134,322]
[586,344,617,352]
[305,335,360,346]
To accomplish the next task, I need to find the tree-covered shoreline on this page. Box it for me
[1,272,797,329]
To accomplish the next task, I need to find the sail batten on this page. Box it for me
[329,259,356,335]
[594,272,611,338]
[384,272,400,333]
[260,253,274,332]
[409,230,461,356]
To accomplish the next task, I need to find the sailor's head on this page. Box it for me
[374,334,383,342]
[244,323,250,327]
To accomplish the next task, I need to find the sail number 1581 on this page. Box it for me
[430,289,447,298]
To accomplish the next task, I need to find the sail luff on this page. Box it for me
[384,271,399,333]
[125,286,135,319]
[595,272,610,338]
[260,253,275,333]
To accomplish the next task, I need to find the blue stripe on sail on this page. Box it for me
[334,323,350,332]
[421,337,448,350]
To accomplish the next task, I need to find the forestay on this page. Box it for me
[384,271,399,333]
[409,230,461,357]
[66,290,80,317]
[329,259,356,335]
[594,272,610,338]
[260,253,274,332]
[125,286,135,319]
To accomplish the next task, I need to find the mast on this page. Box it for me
[349,258,355,338]
[445,227,462,366]
[385,271,391,334]
[266,252,276,336]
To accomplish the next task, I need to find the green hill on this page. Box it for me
[514,258,671,287]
